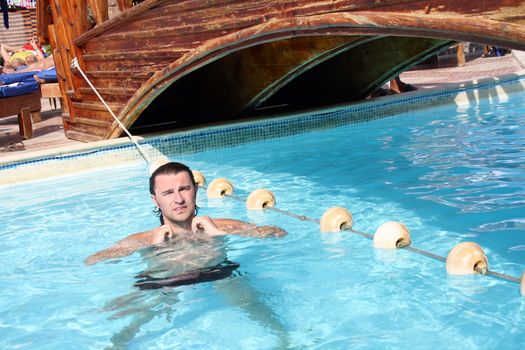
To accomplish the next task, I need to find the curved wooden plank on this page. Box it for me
[105,10,525,138]
[50,0,525,140]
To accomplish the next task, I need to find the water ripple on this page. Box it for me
[396,104,525,214]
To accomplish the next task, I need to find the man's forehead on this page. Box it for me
[155,172,193,187]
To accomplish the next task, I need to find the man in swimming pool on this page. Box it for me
[88,162,290,348]
[85,161,286,265]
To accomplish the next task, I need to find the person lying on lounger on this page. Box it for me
[0,71,36,86]
[33,67,57,84]
[0,41,45,71]
[0,56,55,78]
[10,55,55,74]
[0,66,56,87]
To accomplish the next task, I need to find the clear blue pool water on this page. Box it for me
[1,92,525,349]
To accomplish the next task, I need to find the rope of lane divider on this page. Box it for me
[224,191,451,262]
[484,269,521,283]
[223,192,321,223]
[273,202,522,284]
[344,227,374,240]
[403,245,447,263]
[265,205,321,224]
[211,185,522,286]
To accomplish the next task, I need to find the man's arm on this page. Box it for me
[0,44,11,62]
[29,40,44,60]
[214,218,287,238]
[84,225,171,265]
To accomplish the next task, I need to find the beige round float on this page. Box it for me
[192,170,206,187]
[207,178,234,198]
[373,222,411,249]
[445,242,488,275]
[320,207,353,232]
[148,156,169,175]
[521,272,525,297]
[246,189,276,210]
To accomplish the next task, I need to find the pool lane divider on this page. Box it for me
[200,175,525,296]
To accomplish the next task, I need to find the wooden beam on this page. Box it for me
[40,82,62,98]
[18,107,33,140]
[74,0,172,45]
[116,0,133,12]
[36,0,53,43]
[47,25,72,115]
[86,0,109,25]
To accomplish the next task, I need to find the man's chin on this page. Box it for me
[167,212,192,223]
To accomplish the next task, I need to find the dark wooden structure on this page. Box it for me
[37,0,525,141]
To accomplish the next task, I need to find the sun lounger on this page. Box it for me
[0,67,60,139]
[37,68,58,82]
[0,72,43,139]
[0,91,42,139]
[36,68,61,110]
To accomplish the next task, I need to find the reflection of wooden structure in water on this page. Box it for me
[38,0,525,141]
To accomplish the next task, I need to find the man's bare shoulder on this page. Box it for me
[125,230,154,243]
[84,226,169,265]
[124,225,172,245]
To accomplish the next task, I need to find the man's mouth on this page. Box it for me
[173,206,186,213]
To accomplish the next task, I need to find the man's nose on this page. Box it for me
[173,191,184,203]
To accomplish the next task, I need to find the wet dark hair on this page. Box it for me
[149,161,198,224]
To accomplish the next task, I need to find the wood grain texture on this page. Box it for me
[43,0,525,141]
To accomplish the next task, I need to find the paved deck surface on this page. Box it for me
[401,54,522,89]
[1,53,524,160]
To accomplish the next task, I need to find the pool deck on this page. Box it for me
[1,52,524,164]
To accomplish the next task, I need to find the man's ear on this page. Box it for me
[151,194,159,208]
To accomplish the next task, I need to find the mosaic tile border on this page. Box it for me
[1,73,524,185]
[136,73,525,157]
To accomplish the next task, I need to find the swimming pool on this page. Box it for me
[1,88,524,349]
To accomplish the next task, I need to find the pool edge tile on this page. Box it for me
[1,73,524,186]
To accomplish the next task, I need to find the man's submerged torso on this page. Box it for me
[138,233,228,279]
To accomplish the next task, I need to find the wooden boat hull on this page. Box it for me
[42,0,525,140]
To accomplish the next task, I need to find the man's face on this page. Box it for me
[25,55,37,64]
[151,172,197,225]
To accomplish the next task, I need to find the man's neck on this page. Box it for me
[165,217,193,235]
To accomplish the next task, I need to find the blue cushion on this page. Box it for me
[0,81,40,98]
[0,71,39,85]
[37,68,57,82]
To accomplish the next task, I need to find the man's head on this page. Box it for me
[149,162,198,225]
[24,54,37,65]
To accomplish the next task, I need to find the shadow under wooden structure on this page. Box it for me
[37,0,525,141]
